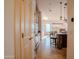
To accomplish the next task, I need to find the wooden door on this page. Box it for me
[14,0,34,59]
[22,0,33,59]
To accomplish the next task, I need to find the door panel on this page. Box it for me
[14,0,21,59]
[21,0,25,59]
[21,0,33,59]
[23,0,32,59]
[14,0,25,59]
[14,0,35,59]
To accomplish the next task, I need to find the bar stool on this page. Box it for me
[50,32,57,47]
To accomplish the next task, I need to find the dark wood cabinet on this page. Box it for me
[57,33,67,49]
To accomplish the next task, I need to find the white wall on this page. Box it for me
[67,0,74,59]
[4,0,14,59]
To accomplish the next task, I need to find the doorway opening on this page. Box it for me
[35,0,67,59]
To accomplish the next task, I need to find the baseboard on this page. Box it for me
[4,56,15,59]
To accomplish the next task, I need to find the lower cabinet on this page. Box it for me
[57,33,67,49]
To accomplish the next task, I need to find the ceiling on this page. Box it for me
[37,0,67,22]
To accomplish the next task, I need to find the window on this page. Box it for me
[46,24,50,32]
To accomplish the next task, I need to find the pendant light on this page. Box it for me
[64,3,67,22]
[60,2,62,20]
[64,7,66,21]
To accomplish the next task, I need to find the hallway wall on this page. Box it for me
[67,0,74,59]
[4,0,14,59]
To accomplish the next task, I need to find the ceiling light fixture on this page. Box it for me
[64,3,67,22]
[60,2,62,20]
[43,17,48,20]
